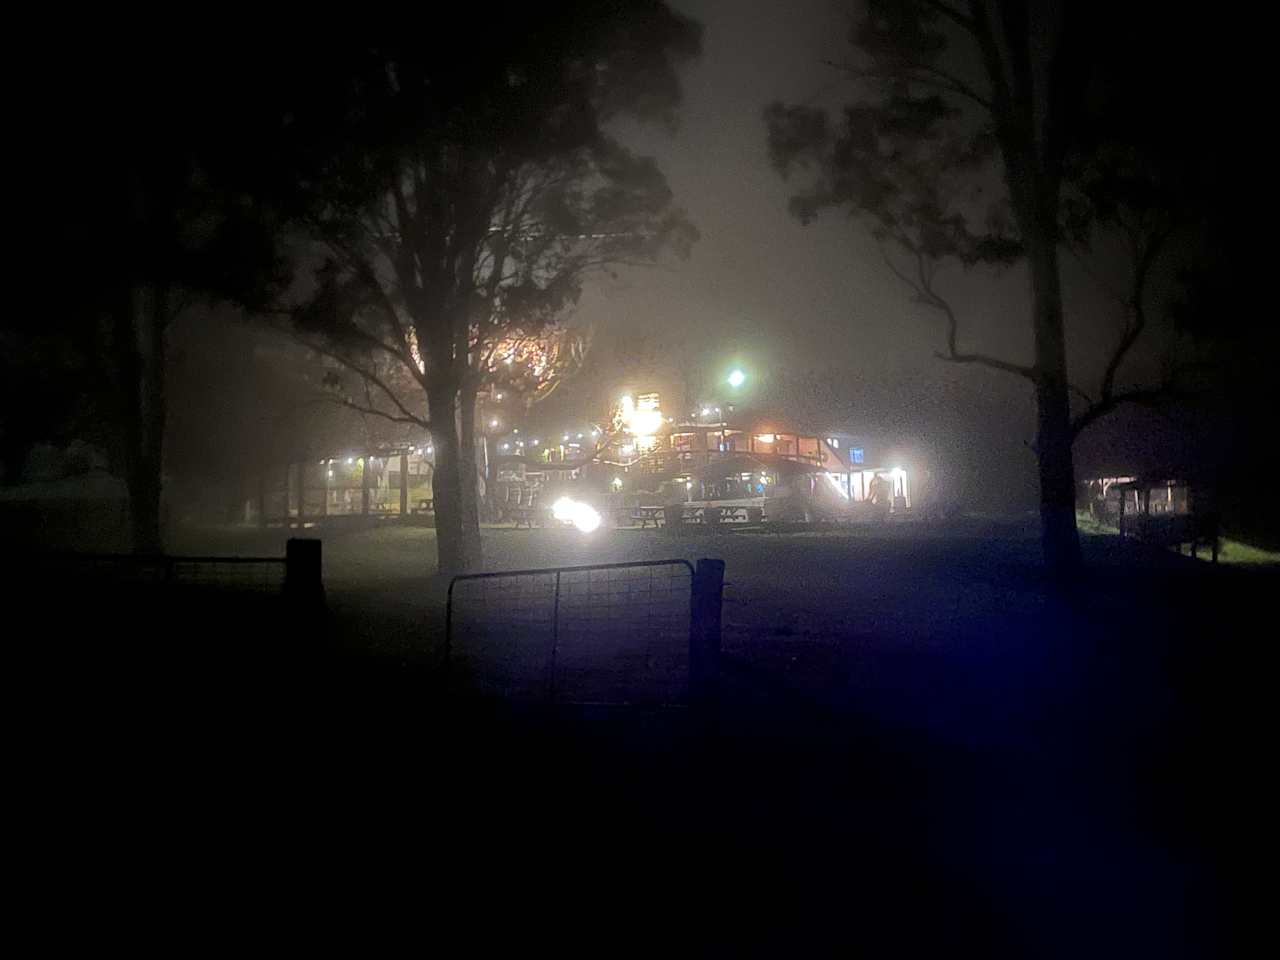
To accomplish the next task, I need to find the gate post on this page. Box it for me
[285,537,325,609]
[690,558,724,707]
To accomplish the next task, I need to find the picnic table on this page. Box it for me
[629,506,665,528]
[509,505,541,529]
[626,504,755,528]
[680,505,752,524]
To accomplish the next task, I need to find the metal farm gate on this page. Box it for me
[445,558,723,707]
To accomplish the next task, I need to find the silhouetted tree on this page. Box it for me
[28,41,283,552]
[1060,148,1198,439]
[765,0,1164,573]
[280,7,699,574]
[0,326,91,485]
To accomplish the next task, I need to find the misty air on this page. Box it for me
[4,2,1267,954]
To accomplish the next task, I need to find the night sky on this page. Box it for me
[17,2,1251,516]
[538,0,1177,507]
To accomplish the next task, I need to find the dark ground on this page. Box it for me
[5,520,1265,955]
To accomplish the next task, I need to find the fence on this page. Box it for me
[446,558,723,707]
[29,538,323,600]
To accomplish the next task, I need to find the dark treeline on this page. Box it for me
[12,5,701,571]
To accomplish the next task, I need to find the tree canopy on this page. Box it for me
[270,4,702,572]
[764,0,1225,572]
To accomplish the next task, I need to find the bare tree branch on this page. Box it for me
[877,239,929,298]
[881,239,1038,381]
[1098,225,1172,404]
[327,395,427,429]
[291,331,428,429]
[920,0,977,31]
[1071,387,1169,438]
[1063,241,1129,307]
[821,59,993,111]
[1067,221,1179,438]
[1068,383,1094,406]
[349,257,420,379]
[967,1,1017,144]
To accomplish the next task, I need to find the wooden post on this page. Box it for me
[399,452,409,518]
[690,558,724,708]
[361,455,371,516]
[285,537,324,608]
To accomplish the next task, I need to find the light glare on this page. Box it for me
[552,496,602,533]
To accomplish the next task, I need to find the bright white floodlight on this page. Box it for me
[552,496,601,533]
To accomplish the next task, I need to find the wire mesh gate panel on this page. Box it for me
[446,560,695,705]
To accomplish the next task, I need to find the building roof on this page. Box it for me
[673,410,817,437]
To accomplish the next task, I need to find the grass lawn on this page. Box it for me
[1077,510,1280,565]
[13,514,1266,953]
[1214,537,1280,564]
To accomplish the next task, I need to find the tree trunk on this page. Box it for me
[121,285,168,555]
[1026,231,1082,576]
[458,381,481,535]
[128,456,164,554]
[427,383,481,576]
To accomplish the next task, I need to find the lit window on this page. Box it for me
[828,437,839,449]
[852,448,864,464]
